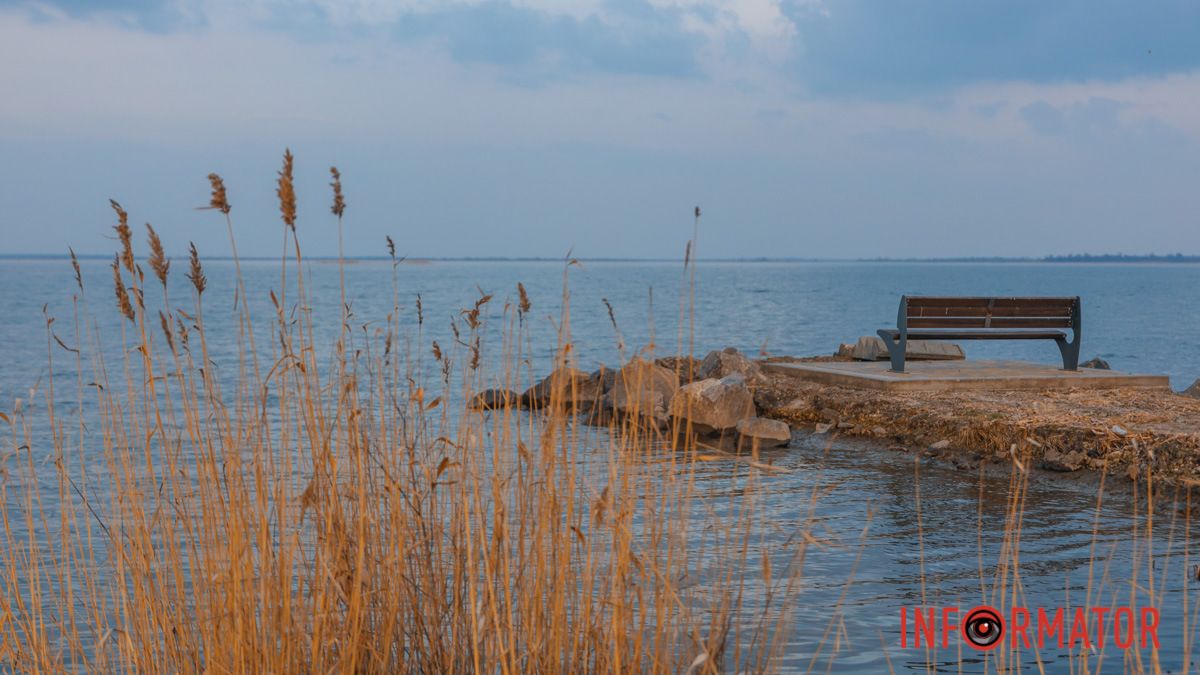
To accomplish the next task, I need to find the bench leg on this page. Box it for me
[877,330,906,373]
[1055,337,1080,371]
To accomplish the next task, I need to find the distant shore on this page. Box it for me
[5,253,1200,264]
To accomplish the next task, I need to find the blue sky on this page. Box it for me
[1,0,1198,258]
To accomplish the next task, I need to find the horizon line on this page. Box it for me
[3,253,1200,264]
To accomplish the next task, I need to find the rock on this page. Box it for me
[655,356,700,384]
[668,375,756,434]
[696,347,765,385]
[851,336,965,362]
[814,422,833,434]
[871,426,888,437]
[735,417,792,449]
[835,343,856,358]
[521,368,601,409]
[929,439,951,450]
[1111,425,1127,437]
[468,388,519,411]
[836,421,854,429]
[606,357,680,419]
[1041,448,1086,472]
[1080,357,1111,370]
[1184,379,1200,398]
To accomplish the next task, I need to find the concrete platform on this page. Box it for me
[763,359,1170,392]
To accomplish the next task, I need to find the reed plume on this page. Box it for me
[145,223,170,287]
[111,254,134,321]
[111,199,134,273]
[517,281,531,316]
[186,242,206,294]
[330,167,345,217]
[277,149,297,231]
[207,172,231,214]
[69,246,82,291]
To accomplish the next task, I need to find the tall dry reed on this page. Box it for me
[0,153,803,673]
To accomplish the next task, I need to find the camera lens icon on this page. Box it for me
[963,606,1004,650]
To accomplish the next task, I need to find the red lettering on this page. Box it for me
[1090,607,1110,649]
[1141,607,1160,649]
[1011,607,1031,648]
[1069,608,1091,649]
[1037,608,1065,648]
[915,608,936,648]
[941,607,959,649]
[1113,607,1135,649]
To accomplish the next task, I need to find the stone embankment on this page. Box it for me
[472,348,1200,485]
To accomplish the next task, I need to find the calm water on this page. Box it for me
[2,258,1199,672]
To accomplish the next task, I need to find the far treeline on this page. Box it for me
[862,253,1200,263]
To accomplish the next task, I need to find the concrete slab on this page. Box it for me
[763,359,1170,392]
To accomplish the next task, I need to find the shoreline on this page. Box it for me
[753,355,1200,490]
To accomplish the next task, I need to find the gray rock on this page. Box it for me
[696,347,765,385]
[1080,357,1111,370]
[1185,379,1200,398]
[851,336,965,362]
[1041,448,1086,472]
[521,367,601,409]
[735,417,792,449]
[668,375,756,434]
[605,357,680,419]
[468,388,519,411]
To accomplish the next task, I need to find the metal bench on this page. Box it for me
[877,296,1081,373]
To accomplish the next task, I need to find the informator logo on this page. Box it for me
[899,605,1160,651]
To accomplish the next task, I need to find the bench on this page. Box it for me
[877,296,1081,373]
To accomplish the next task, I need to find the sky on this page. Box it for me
[1,0,1198,259]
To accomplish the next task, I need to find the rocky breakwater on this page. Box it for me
[469,347,793,452]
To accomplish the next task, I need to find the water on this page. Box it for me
[2,257,1199,672]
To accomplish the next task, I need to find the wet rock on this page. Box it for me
[468,388,519,411]
[929,439,951,450]
[1080,357,1111,370]
[668,375,756,434]
[522,368,600,409]
[851,336,965,362]
[696,347,765,385]
[1184,379,1200,398]
[814,422,833,434]
[836,421,854,430]
[1041,448,1086,472]
[605,357,680,420]
[735,417,792,449]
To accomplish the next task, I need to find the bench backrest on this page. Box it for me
[899,296,1080,331]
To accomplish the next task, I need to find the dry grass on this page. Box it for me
[0,154,804,673]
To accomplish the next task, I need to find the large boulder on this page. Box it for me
[605,357,679,420]
[696,347,765,385]
[468,388,519,411]
[851,336,965,362]
[668,375,756,435]
[735,417,792,449]
[522,367,602,409]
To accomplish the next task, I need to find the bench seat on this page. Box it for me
[878,296,1081,373]
[878,329,1067,341]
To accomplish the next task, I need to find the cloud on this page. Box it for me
[786,0,1200,98]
